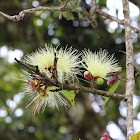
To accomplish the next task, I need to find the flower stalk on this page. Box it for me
[15,58,125,100]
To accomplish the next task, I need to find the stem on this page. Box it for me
[110,72,126,82]
[15,58,126,100]
[53,52,58,82]
[117,77,126,82]
[114,73,126,82]
[0,5,140,34]
[91,80,95,88]
[95,8,140,34]
[90,0,99,37]
[122,0,135,139]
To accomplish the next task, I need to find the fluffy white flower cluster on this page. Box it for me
[82,49,121,78]
[20,45,121,115]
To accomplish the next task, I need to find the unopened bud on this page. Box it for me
[84,71,92,80]
[109,72,115,76]
[107,79,116,85]
[104,133,109,138]
[96,77,104,85]
[116,68,122,73]
[100,137,107,140]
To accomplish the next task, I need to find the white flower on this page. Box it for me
[23,45,55,70]
[57,47,81,83]
[21,71,68,115]
[82,49,121,78]
[23,44,81,83]
[21,45,81,114]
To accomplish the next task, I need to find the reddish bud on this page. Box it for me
[104,133,109,138]
[107,78,116,85]
[100,137,107,140]
[109,72,115,76]
[45,66,53,71]
[84,71,92,80]
[93,76,97,80]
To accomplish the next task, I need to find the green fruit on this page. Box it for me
[117,68,122,73]
[96,78,104,85]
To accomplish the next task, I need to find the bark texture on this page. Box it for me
[0,4,140,34]
[15,58,125,100]
[122,0,135,139]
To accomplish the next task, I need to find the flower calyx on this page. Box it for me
[84,71,92,81]
[107,78,116,85]
[108,68,125,85]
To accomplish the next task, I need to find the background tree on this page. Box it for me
[0,0,140,140]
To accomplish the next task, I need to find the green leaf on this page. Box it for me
[118,50,126,54]
[72,7,83,13]
[102,80,120,109]
[78,13,84,20]
[135,72,140,77]
[98,0,106,7]
[68,0,78,7]
[62,11,75,21]
[62,90,76,109]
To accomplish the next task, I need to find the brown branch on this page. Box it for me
[15,58,59,87]
[95,8,140,34]
[15,58,125,100]
[134,67,140,72]
[0,5,71,21]
[90,0,99,37]
[0,3,139,34]
[79,6,140,34]
[63,0,70,8]
[58,0,70,19]
[53,52,58,82]
[122,0,135,139]
[118,78,126,82]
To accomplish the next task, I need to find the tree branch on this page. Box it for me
[0,5,71,21]
[122,0,135,139]
[58,0,70,19]
[90,0,99,37]
[95,8,140,34]
[79,6,140,34]
[134,67,140,72]
[0,4,140,34]
[15,58,125,100]
[53,52,58,82]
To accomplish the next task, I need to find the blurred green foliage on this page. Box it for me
[0,0,140,140]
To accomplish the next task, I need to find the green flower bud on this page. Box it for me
[116,68,122,73]
[96,77,104,85]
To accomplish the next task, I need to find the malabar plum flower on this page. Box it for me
[23,44,81,83]
[21,44,81,115]
[21,70,68,115]
[82,49,121,78]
